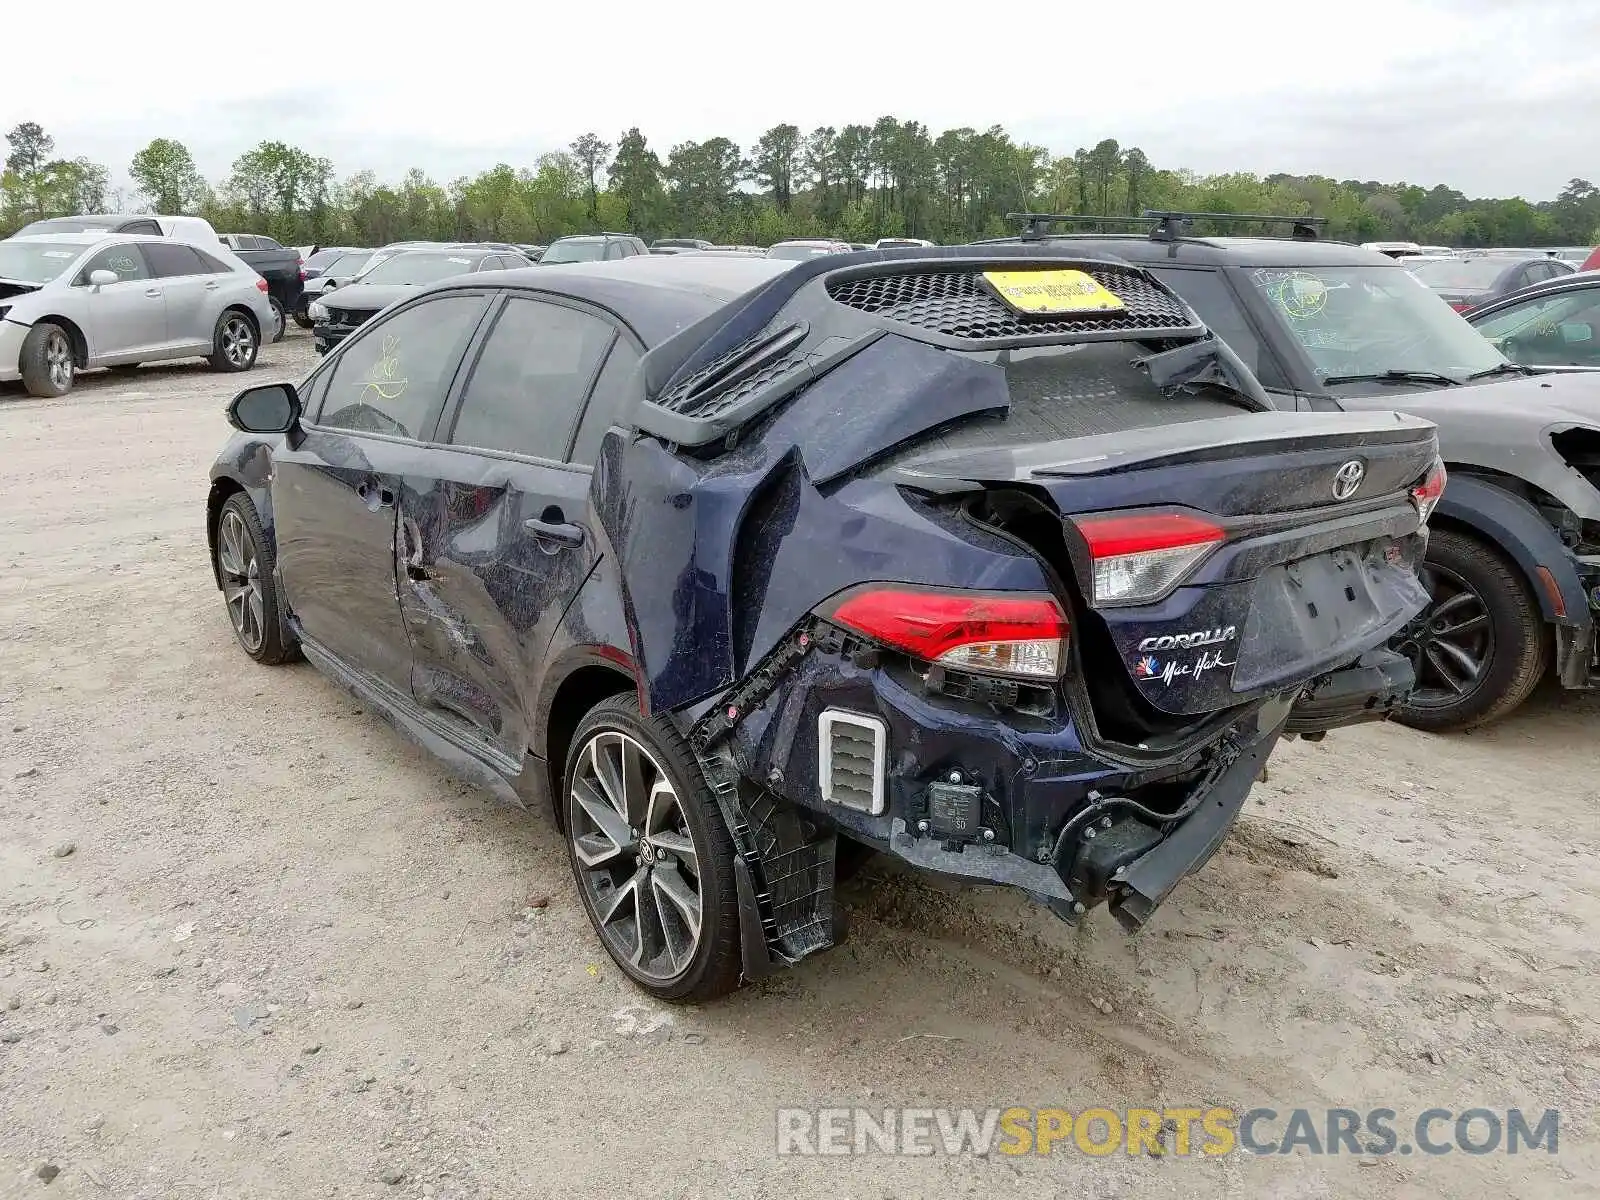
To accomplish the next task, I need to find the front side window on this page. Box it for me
[317,295,487,438]
[448,297,616,460]
[1243,264,1505,386]
[1473,289,1600,367]
[75,245,150,285]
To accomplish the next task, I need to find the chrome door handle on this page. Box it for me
[355,480,395,509]
[144,288,162,298]
[204,281,219,291]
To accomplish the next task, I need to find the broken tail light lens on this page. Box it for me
[1412,459,1447,524]
[820,585,1069,679]
[1074,511,1226,605]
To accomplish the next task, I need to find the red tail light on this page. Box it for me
[1073,511,1226,605]
[1411,459,1447,524]
[820,585,1069,679]
[255,278,269,294]
[1448,301,1472,313]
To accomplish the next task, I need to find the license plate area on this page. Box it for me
[1233,541,1427,693]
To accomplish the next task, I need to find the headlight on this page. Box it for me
[308,300,328,321]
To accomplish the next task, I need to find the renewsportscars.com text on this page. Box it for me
[775,1106,1560,1158]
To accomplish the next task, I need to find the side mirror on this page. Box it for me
[227,383,302,434]
[324,278,338,290]
[88,269,119,287]
[1559,323,1594,345]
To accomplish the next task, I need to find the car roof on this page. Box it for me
[6,232,172,247]
[980,233,1400,269]
[428,254,794,349]
[1465,270,1600,316]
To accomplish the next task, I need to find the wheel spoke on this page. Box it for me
[644,778,677,835]
[1431,591,1478,621]
[1436,612,1489,638]
[651,863,702,966]
[650,830,697,875]
[1423,644,1470,694]
[572,777,632,864]
[247,590,264,642]
[595,872,641,929]
[1430,636,1482,681]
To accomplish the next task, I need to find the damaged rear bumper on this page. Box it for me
[689,621,1314,979]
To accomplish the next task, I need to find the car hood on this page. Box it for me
[1339,370,1600,519]
[319,282,420,311]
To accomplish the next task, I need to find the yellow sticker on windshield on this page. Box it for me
[982,269,1125,315]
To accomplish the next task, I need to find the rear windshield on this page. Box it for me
[540,240,606,264]
[1407,258,1508,289]
[767,244,838,260]
[0,241,82,284]
[358,252,483,284]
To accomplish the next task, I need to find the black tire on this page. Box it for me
[19,322,74,398]
[207,309,259,372]
[292,303,315,330]
[214,493,298,665]
[268,298,286,344]
[563,696,741,1003]
[1393,528,1549,732]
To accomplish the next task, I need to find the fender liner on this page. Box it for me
[1433,473,1589,629]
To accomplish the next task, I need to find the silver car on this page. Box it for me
[0,233,275,397]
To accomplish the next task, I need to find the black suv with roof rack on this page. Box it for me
[539,233,649,265]
[973,213,1600,731]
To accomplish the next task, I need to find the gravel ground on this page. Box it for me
[2,332,1598,1198]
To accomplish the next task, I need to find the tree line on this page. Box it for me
[4,119,1598,250]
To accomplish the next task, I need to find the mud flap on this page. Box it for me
[1110,730,1280,932]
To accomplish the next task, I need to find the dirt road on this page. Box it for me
[2,336,1597,1198]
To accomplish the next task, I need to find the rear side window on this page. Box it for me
[141,242,208,278]
[448,297,616,461]
[76,245,150,284]
[195,249,234,274]
[570,338,643,464]
[1148,268,1289,391]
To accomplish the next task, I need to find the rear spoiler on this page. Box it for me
[633,249,1248,449]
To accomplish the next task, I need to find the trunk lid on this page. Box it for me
[892,410,1438,715]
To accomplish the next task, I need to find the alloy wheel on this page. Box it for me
[1395,562,1494,709]
[569,730,704,982]
[217,509,265,651]
[45,332,72,391]
[223,317,255,368]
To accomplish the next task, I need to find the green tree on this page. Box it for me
[4,121,56,220]
[608,128,664,236]
[569,133,612,223]
[129,138,206,213]
[751,123,802,212]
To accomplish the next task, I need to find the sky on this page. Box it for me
[4,0,1596,202]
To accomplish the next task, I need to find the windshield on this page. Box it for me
[304,248,350,270]
[0,241,82,284]
[540,240,606,264]
[1407,258,1508,290]
[15,217,118,236]
[322,252,373,279]
[1245,265,1505,383]
[767,244,837,260]
[356,252,482,285]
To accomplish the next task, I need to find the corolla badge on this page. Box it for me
[1332,459,1366,501]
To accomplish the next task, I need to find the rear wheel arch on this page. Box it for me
[541,662,638,829]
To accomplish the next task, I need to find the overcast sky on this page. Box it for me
[5,0,1595,201]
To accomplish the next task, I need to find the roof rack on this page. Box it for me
[1141,210,1328,242]
[1006,213,1157,241]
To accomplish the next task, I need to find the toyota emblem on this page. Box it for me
[1332,459,1366,500]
